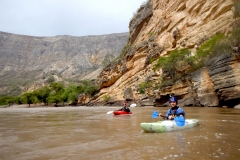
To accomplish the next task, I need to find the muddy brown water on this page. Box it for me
[0,106,240,160]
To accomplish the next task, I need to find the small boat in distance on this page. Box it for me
[113,110,132,115]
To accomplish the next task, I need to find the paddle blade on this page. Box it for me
[152,110,159,118]
[130,103,136,107]
[174,116,185,126]
[107,111,114,114]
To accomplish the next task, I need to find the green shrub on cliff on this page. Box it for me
[153,48,191,82]
[152,33,226,89]
[137,81,153,94]
[195,34,225,60]
[103,94,111,102]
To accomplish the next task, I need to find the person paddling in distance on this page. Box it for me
[117,101,131,112]
[159,96,185,120]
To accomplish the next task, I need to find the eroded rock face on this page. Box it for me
[190,68,219,107]
[157,53,240,107]
[95,0,238,107]
[206,53,240,107]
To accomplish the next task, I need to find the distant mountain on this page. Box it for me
[0,31,128,96]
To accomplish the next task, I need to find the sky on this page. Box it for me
[0,0,146,37]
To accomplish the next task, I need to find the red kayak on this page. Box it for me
[113,111,132,115]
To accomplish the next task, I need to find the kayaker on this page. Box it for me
[159,96,185,120]
[117,101,131,112]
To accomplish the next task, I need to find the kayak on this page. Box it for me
[113,110,132,115]
[140,119,199,133]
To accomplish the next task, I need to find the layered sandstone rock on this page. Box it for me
[95,0,238,107]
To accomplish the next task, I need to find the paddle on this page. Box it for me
[152,110,167,118]
[152,110,160,118]
[106,103,137,114]
[174,116,185,126]
[107,111,114,114]
[151,110,185,126]
[130,103,136,107]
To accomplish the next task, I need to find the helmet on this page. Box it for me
[169,96,178,103]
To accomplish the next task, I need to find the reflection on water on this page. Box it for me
[0,107,240,160]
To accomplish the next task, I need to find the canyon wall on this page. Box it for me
[95,0,240,107]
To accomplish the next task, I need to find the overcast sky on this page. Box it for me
[0,0,146,37]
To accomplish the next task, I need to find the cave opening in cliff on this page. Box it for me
[219,98,240,108]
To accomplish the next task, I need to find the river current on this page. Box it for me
[0,106,240,160]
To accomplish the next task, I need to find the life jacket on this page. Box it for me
[119,106,130,112]
[169,106,179,118]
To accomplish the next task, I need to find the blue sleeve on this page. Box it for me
[177,107,185,117]
[165,109,171,117]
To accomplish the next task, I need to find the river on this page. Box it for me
[0,106,240,160]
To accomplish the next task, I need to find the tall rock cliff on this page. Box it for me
[0,32,128,95]
[95,0,240,107]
